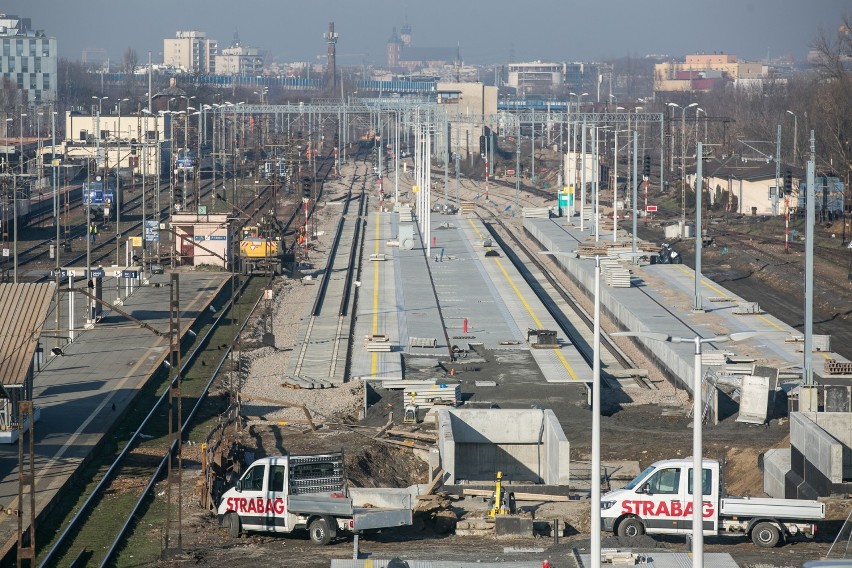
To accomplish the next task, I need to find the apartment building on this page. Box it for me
[163,30,217,74]
[0,13,57,103]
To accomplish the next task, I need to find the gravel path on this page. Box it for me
[240,160,369,424]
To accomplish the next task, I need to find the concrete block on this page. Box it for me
[436,408,570,485]
[791,412,844,484]
[494,515,534,538]
[762,448,790,499]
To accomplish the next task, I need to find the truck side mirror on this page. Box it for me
[235,480,242,492]
[637,485,649,494]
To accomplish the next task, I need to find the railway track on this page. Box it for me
[291,151,370,383]
[477,211,651,389]
[32,138,347,568]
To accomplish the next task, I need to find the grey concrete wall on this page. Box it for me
[762,448,790,499]
[543,409,571,485]
[791,412,844,483]
[799,411,852,480]
[455,442,543,483]
[436,408,570,485]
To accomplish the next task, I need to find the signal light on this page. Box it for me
[643,155,651,178]
[783,170,793,194]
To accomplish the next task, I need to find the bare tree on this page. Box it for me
[807,15,852,174]
[123,47,138,75]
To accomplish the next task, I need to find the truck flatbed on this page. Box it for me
[720,497,824,520]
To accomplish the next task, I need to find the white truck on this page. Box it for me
[600,458,824,548]
[217,452,414,545]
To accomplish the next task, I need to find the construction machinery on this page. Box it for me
[238,213,287,275]
[403,391,417,423]
[488,471,513,517]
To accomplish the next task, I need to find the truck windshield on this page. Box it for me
[623,465,657,490]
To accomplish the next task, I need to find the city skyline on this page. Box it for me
[2,0,849,67]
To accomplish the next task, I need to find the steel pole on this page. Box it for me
[591,256,602,568]
[692,337,704,568]
[694,142,703,312]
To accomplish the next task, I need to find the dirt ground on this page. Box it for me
[154,170,852,567]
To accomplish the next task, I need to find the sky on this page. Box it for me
[3,0,849,66]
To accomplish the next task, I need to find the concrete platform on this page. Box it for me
[525,216,849,395]
[350,207,405,381]
[0,270,231,557]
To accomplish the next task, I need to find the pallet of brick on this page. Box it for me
[522,207,551,219]
[824,358,852,375]
[602,261,632,288]
[460,201,476,214]
[403,383,461,408]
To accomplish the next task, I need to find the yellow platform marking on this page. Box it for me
[467,218,579,381]
[673,264,785,331]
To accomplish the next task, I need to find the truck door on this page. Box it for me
[265,459,288,532]
[238,463,267,531]
[687,465,718,534]
[636,465,685,534]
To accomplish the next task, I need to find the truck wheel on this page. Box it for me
[227,513,241,538]
[309,517,334,545]
[617,518,645,538]
[751,522,780,548]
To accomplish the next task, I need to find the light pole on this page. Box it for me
[695,107,706,148]
[51,110,58,225]
[666,102,679,175]
[592,125,610,242]
[612,330,764,568]
[786,110,798,167]
[680,103,697,234]
[4,118,11,173]
[116,98,128,266]
[19,112,27,175]
[569,92,588,113]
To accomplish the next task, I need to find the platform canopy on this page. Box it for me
[0,283,56,387]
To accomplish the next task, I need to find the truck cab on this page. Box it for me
[601,458,823,547]
[601,458,719,538]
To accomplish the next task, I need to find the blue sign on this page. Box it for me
[89,268,106,278]
[121,270,139,279]
[210,235,227,241]
[145,220,160,243]
[50,269,68,279]
[194,235,206,241]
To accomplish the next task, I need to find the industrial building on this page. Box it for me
[654,53,767,93]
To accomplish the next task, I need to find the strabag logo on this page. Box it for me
[226,497,286,515]
[621,500,714,518]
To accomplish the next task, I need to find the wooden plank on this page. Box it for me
[512,492,570,502]
[387,429,437,442]
[461,488,570,502]
[421,467,445,497]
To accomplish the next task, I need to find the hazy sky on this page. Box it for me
[4,0,848,66]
